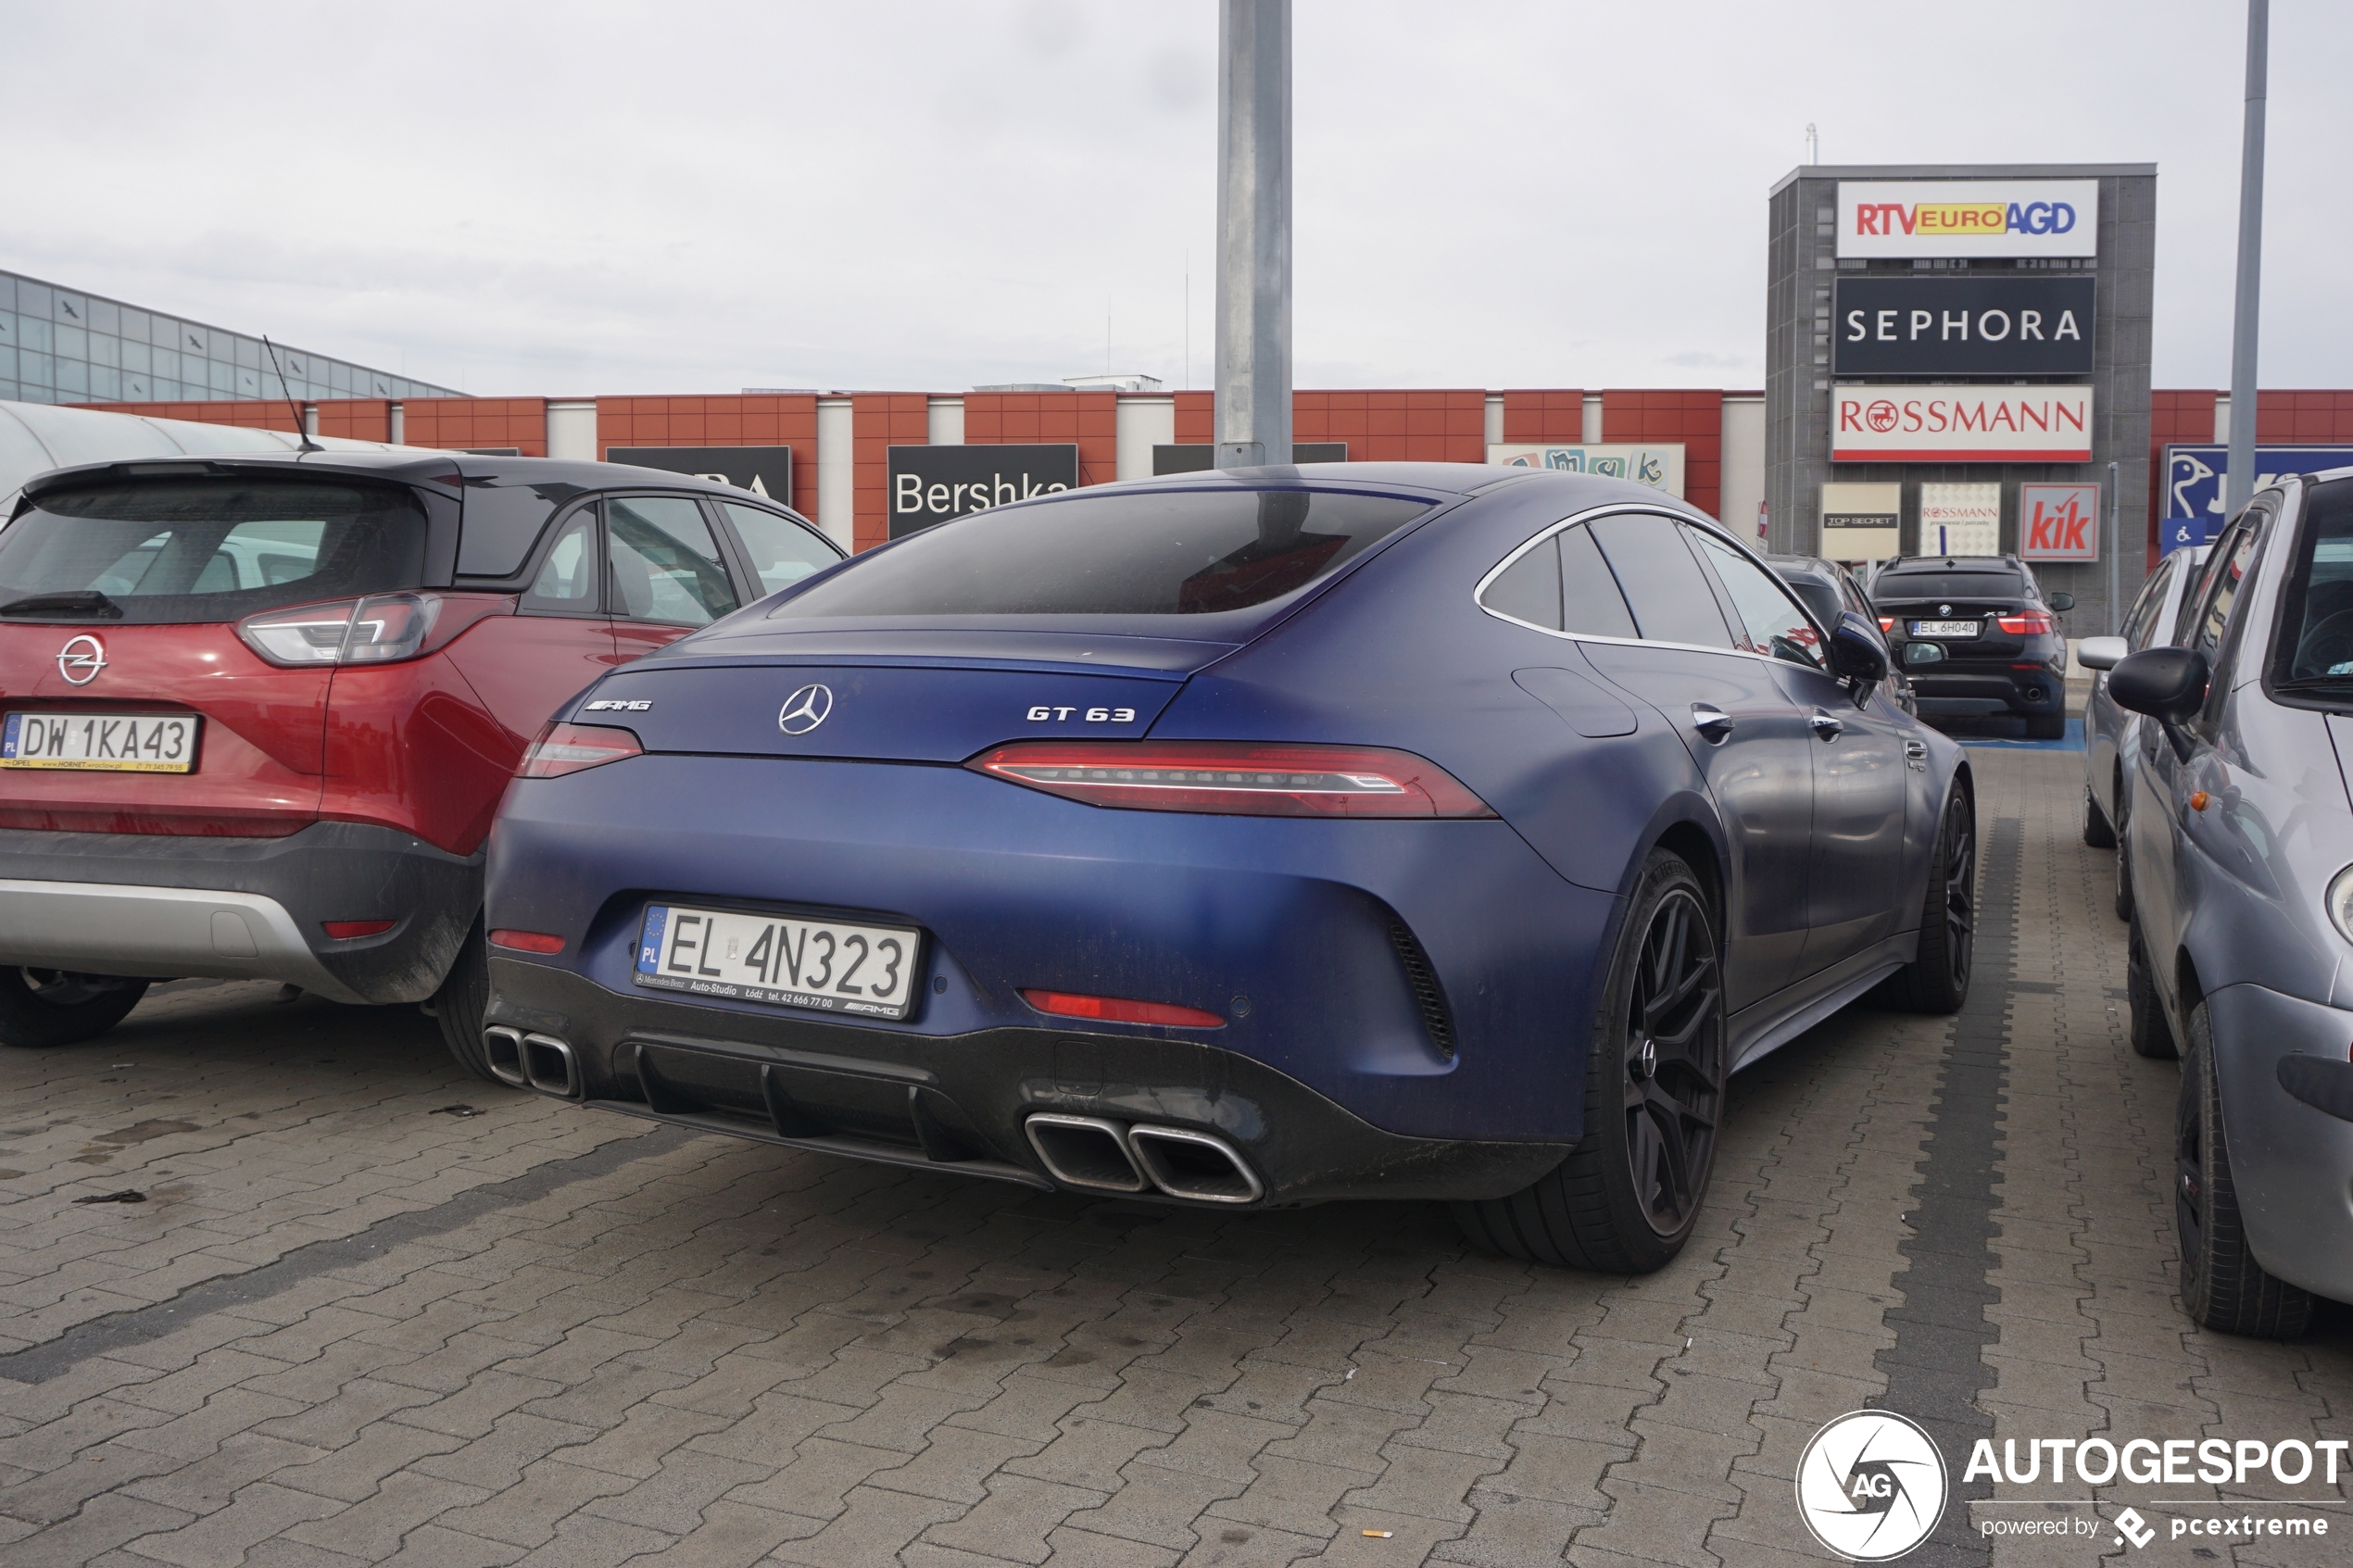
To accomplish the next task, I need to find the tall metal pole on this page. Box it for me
[2224,0,2268,514]
[2107,459,2122,634]
[1214,0,1291,470]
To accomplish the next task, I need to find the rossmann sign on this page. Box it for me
[1837,180,2098,259]
[1831,385,2093,462]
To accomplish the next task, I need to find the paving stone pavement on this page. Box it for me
[1,749,2347,1567]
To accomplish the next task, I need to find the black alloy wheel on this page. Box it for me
[1453,849,1727,1273]
[2175,1005,2313,1337]
[0,968,150,1048]
[1872,788,1974,1014]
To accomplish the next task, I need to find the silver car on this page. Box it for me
[2104,468,2353,1336]
[2077,545,2208,919]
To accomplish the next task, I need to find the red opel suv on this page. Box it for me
[0,450,840,1075]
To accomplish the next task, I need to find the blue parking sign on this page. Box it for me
[2161,445,2353,554]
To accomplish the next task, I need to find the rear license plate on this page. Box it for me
[2,711,200,772]
[635,904,923,1020]
[1911,620,1981,637]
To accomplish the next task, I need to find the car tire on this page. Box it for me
[1452,849,1726,1274]
[430,917,508,1086]
[0,969,150,1048]
[2082,784,2117,848]
[2176,1004,2314,1337]
[1870,786,1975,1015]
[2125,917,2176,1060]
[2025,710,2067,741]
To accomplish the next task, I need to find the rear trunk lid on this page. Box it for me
[0,469,434,835]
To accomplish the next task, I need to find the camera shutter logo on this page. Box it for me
[57,634,107,686]
[777,684,834,736]
[1794,1410,1948,1562]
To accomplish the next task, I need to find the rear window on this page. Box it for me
[769,487,1432,619]
[0,480,427,625]
[1875,571,2023,603]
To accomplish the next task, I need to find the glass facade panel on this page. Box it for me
[19,282,51,320]
[55,324,86,361]
[88,299,119,335]
[233,335,260,370]
[56,358,88,395]
[89,332,119,369]
[0,312,13,346]
[120,308,148,344]
[20,318,52,354]
[54,292,87,324]
[20,351,52,388]
[120,339,146,373]
[88,364,120,399]
[0,347,14,381]
[208,359,236,394]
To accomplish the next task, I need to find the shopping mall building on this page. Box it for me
[13,162,2353,610]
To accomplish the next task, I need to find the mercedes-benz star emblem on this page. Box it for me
[777,683,834,736]
[57,633,107,686]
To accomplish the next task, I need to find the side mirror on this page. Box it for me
[2049,592,2076,612]
[2109,646,2209,760]
[1904,641,1946,666]
[2075,634,2128,671]
[1828,610,1890,685]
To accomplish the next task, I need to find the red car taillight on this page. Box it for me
[1996,610,2056,635]
[519,722,643,779]
[237,593,442,666]
[1021,989,1225,1027]
[968,741,1496,819]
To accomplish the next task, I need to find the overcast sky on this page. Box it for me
[5,1,2346,398]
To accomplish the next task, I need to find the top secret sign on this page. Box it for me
[887,445,1078,538]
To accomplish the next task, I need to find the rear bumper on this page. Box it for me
[487,957,1573,1207]
[0,822,480,1004]
[2206,982,2353,1306]
[1906,661,2063,718]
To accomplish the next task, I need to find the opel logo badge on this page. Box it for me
[777,683,834,735]
[57,633,107,686]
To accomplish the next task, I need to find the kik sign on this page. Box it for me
[2159,445,2353,553]
[2019,483,2101,561]
[887,444,1078,537]
[1836,180,2099,259]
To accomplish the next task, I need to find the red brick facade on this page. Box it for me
[1602,389,1723,522]
[963,391,1118,487]
[400,398,547,458]
[852,395,928,553]
[1501,389,1585,443]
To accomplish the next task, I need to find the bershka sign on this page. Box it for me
[1837,180,2099,259]
[1832,385,2093,462]
[1832,276,2095,377]
[2020,483,2102,560]
[887,444,1077,538]
[607,445,793,500]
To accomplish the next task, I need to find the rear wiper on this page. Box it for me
[0,590,123,619]
[2272,674,2353,692]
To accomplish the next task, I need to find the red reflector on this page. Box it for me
[1878,616,1894,632]
[321,920,396,939]
[488,929,565,954]
[520,722,643,779]
[969,742,1496,819]
[1021,989,1226,1028]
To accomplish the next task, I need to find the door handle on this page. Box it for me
[1905,740,1928,761]
[1809,710,1845,740]
[1689,703,1734,742]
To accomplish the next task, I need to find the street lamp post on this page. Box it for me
[1214,0,1291,470]
[2224,0,2268,515]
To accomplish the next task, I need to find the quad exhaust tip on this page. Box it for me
[1023,1113,1264,1204]
[483,1025,581,1098]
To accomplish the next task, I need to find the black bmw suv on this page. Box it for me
[1869,555,2073,738]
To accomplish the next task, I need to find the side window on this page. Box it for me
[1691,532,1826,671]
[606,496,740,626]
[1838,571,1872,621]
[1482,534,1563,629]
[521,506,599,615]
[1587,512,1734,648]
[1558,523,1639,637]
[723,503,837,596]
[2121,558,2174,651]
[2189,522,2262,662]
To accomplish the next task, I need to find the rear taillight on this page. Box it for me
[1996,610,2056,635]
[238,593,442,667]
[1021,989,1225,1027]
[519,722,643,779]
[968,741,1496,819]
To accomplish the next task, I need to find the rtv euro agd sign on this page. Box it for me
[1838,180,2099,259]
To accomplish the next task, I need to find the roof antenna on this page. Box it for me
[263,336,324,454]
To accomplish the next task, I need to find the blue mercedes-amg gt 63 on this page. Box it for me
[482,464,1972,1272]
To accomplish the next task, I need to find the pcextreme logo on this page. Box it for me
[1836,180,2099,259]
